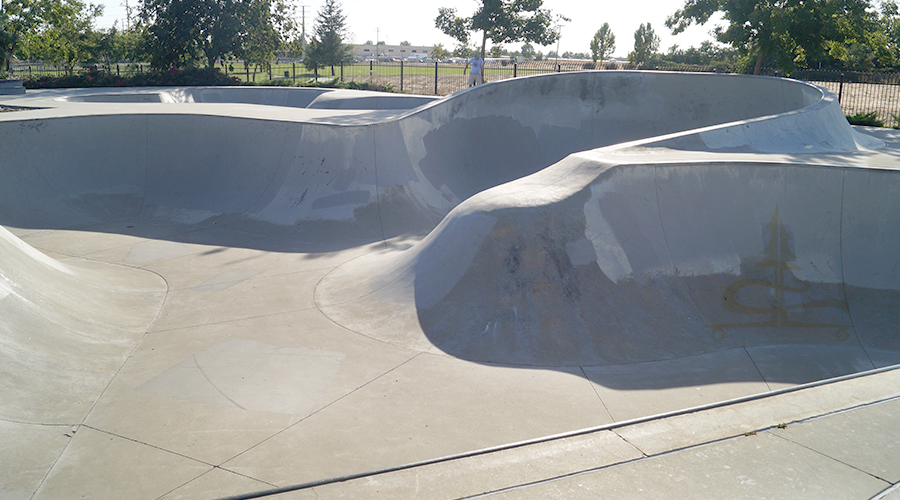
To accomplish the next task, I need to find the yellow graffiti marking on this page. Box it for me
[709,205,850,341]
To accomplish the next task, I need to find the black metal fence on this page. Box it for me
[787,70,900,126]
[11,60,900,127]
[11,62,152,78]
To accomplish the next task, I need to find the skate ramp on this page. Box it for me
[0,225,165,423]
[317,155,900,370]
[0,72,863,235]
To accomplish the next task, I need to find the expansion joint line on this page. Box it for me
[580,366,614,422]
[744,346,772,392]
[772,431,893,485]
[215,352,424,473]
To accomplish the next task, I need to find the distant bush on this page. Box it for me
[24,67,241,89]
[298,78,396,93]
[846,111,884,127]
[22,69,402,94]
[252,78,295,86]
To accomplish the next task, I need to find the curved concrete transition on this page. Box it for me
[1,72,899,499]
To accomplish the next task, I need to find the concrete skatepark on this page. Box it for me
[1,71,899,499]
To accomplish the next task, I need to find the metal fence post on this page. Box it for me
[839,73,845,103]
[400,60,404,92]
[514,63,517,78]
[434,61,438,95]
[292,63,295,80]
[340,61,344,82]
[557,64,561,73]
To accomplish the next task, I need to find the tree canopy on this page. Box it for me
[4,0,103,71]
[431,43,450,60]
[304,0,353,71]
[0,14,17,75]
[435,0,564,58]
[666,0,875,73]
[139,0,293,70]
[629,23,659,64]
[590,23,615,63]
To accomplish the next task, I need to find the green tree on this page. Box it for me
[399,40,411,46]
[520,42,536,60]
[874,0,900,68]
[140,0,292,71]
[28,0,102,73]
[431,43,450,60]
[666,0,874,74]
[0,14,18,76]
[140,0,239,69]
[4,0,102,71]
[628,23,659,64]
[236,0,289,76]
[451,44,476,58]
[435,0,563,59]
[304,0,352,72]
[91,23,148,69]
[590,23,616,63]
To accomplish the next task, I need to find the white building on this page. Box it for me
[353,44,434,61]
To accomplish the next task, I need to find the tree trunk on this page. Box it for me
[754,52,764,75]
[481,32,487,60]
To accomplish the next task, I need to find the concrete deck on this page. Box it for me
[0,72,898,499]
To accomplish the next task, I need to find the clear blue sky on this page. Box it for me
[94,0,725,59]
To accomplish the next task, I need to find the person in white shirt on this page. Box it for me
[465,51,484,86]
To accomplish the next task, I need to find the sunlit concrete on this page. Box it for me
[0,72,898,499]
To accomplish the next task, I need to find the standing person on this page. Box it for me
[465,51,484,87]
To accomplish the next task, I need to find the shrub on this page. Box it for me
[299,78,396,93]
[846,111,884,127]
[24,67,240,89]
[252,78,296,86]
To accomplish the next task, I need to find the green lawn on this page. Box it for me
[219,61,562,84]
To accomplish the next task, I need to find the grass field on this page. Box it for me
[221,60,586,95]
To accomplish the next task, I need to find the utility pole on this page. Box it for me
[298,4,309,51]
[124,0,133,29]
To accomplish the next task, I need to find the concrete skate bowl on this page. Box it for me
[311,72,900,387]
[0,72,867,236]
[54,86,440,109]
[1,70,897,403]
